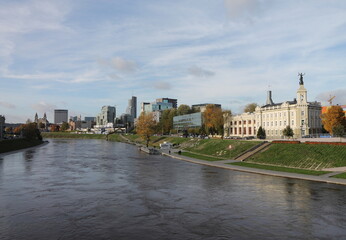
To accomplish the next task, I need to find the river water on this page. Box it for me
[0,139,345,240]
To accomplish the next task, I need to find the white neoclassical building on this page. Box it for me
[224,75,322,139]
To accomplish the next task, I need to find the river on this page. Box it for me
[0,139,345,239]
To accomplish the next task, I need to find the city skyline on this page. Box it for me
[1,0,346,123]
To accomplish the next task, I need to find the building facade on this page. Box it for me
[54,109,68,124]
[156,98,178,108]
[173,112,203,131]
[34,113,49,130]
[126,96,137,119]
[224,76,322,139]
[192,103,221,113]
[96,106,116,126]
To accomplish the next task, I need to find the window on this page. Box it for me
[279,121,281,126]
[248,120,251,124]
[243,127,246,134]
[243,120,246,125]
[292,120,294,126]
[301,110,304,116]
[301,120,305,126]
[254,120,256,124]
[271,122,273,126]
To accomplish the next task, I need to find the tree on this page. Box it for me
[244,103,258,113]
[5,127,12,134]
[203,104,223,135]
[177,104,191,116]
[321,105,346,134]
[257,126,266,139]
[136,113,157,147]
[158,108,177,134]
[61,122,69,131]
[39,122,45,129]
[283,125,294,139]
[332,124,345,140]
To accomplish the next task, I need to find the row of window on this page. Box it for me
[230,120,256,125]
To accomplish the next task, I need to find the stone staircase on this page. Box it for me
[234,142,271,161]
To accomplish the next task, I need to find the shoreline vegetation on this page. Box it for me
[40,132,346,179]
[0,139,45,154]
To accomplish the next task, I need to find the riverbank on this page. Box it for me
[0,139,47,155]
[162,150,346,185]
[41,132,346,183]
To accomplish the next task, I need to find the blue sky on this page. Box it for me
[1,0,346,123]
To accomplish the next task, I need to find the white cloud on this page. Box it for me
[31,101,57,114]
[188,66,215,78]
[153,81,172,90]
[0,101,16,109]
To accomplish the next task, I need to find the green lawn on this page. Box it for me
[229,162,330,176]
[331,172,346,179]
[0,139,44,154]
[247,143,346,170]
[180,151,225,161]
[183,139,261,159]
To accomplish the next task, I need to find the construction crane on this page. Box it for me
[328,95,336,105]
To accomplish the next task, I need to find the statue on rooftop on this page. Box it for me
[298,73,305,85]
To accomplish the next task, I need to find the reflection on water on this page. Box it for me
[0,139,345,240]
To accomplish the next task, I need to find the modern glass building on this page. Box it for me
[54,109,68,124]
[173,112,203,131]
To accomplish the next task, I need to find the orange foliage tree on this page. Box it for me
[321,105,346,134]
[136,113,157,147]
[203,104,224,135]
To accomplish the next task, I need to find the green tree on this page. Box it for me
[177,104,191,116]
[321,105,346,134]
[283,125,294,139]
[158,108,177,134]
[136,113,157,147]
[244,103,258,113]
[61,122,69,131]
[257,126,266,139]
[332,124,345,140]
[22,123,42,141]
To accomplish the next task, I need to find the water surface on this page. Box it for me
[0,139,345,239]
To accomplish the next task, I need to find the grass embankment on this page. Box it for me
[229,162,329,176]
[247,143,346,170]
[332,173,346,179]
[180,152,224,161]
[182,139,260,160]
[0,139,44,154]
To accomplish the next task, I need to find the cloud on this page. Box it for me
[31,101,57,113]
[188,66,215,78]
[315,89,346,106]
[0,101,16,109]
[224,0,261,20]
[153,81,172,90]
[99,57,138,73]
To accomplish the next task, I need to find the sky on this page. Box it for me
[1,0,346,123]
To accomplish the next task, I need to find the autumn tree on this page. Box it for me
[136,113,157,147]
[203,104,223,135]
[5,127,12,134]
[283,125,294,139]
[244,103,258,113]
[177,104,191,116]
[321,106,346,134]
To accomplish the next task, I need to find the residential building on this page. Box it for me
[173,112,203,131]
[54,109,68,124]
[192,103,221,113]
[96,106,116,126]
[224,76,322,139]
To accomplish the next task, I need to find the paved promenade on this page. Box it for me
[161,149,346,186]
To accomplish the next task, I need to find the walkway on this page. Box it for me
[161,149,346,186]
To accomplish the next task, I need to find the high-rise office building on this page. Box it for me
[156,98,178,108]
[54,109,68,124]
[126,96,137,119]
[96,106,116,126]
